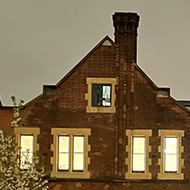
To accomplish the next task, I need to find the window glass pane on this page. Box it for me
[132,137,145,171]
[20,152,33,169]
[20,135,33,169]
[58,153,69,170]
[133,137,145,153]
[20,135,33,153]
[59,136,69,152]
[73,136,84,171]
[165,137,177,154]
[92,84,102,106]
[74,136,84,152]
[133,155,145,171]
[73,154,84,171]
[102,85,111,106]
[165,155,177,172]
[58,136,69,170]
[165,137,178,172]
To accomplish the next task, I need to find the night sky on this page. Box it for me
[0,0,190,105]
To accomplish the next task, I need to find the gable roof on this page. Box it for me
[56,35,114,87]
[25,36,114,106]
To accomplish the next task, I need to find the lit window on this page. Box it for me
[73,136,84,171]
[58,136,69,170]
[85,78,116,113]
[132,137,145,172]
[20,135,33,169]
[51,128,91,178]
[58,136,84,171]
[14,127,40,169]
[158,130,184,180]
[126,130,152,179]
[165,137,177,172]
[92,84,111,107]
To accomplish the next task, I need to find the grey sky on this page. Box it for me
[0,0,190,105]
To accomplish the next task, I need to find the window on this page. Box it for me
[132,137,145,172]
[158,130,184,180]
[85,78,116,113]
[51,128,91,178]
[58,136,84,171]
[126,130,152,179]
[14,127,40,169]
[92,84,111,107]
[20,135,33,169]
[165,137,177,172]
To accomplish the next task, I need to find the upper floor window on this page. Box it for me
[92,84,111,107]
[126,130,152,179]
[85,78,116,113]
[158,130,184,180]
[51,128,91,179]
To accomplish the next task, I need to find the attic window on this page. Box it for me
[85,78,116,113]
[92,84,111,107]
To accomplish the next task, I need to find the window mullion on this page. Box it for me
[101,85,103,106]
[70,135,73,172]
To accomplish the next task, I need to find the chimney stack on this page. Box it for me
[113,13,140,179]
[113,12,139,64]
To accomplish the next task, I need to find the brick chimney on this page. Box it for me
[113,12,140,179]
[113,12,139,64]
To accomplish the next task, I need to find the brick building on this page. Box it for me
[1,12,190,190]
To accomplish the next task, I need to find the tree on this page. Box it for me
[0,97,48,190]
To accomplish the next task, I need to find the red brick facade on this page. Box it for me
[1,12,190,190]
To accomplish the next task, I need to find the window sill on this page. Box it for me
[125,172,152,179]
[86,105,116,113]
[51,171,90,179]
[158,173,184,180]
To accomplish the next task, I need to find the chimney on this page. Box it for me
[113,12,140,179]
[113,12,140,64]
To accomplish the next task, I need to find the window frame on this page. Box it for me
[14,127,40,168]
[126,130,152,179]
[51,128,91,179]
[158,130,184,180]
[20,134,34,169]
[85,78,117,113]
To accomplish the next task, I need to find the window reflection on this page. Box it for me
[92,84,111,107]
